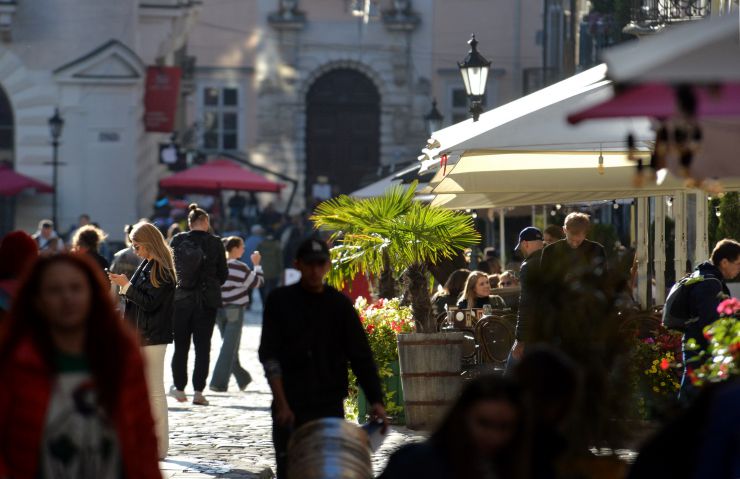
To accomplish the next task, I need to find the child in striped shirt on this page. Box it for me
[209,236,263,393]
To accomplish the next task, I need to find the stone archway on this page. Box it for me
[305,68,380,205]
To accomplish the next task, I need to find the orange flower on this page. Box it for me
[660,358,670,371]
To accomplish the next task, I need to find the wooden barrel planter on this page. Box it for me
[397,332,464,430]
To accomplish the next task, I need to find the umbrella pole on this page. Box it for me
[654,196,667,305]
[636,197,649,309]
[674,192,689,282]
[694,191,709,268]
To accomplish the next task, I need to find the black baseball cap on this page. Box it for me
[296,238,330,263]
[514,227,543,252]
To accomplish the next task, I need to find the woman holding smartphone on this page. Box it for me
[109,222,176,460]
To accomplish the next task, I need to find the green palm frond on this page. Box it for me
[312,182,480,290]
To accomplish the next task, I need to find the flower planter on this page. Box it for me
[358,360,405,425]
[397,331,464,430]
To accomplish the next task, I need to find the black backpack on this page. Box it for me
[662,271,722,331]
[174,237,205,290]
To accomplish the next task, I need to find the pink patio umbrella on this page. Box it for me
[0,166,53,196]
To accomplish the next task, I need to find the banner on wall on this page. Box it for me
[144,66,181,133]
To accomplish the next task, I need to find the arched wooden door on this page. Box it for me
[305,69,380,205]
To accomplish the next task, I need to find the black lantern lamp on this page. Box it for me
[424,99,444,136]
[458,34,491,122]
[48,108,65,227]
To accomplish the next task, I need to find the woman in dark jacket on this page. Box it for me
[457,271,507,310]
[109,222,175,460]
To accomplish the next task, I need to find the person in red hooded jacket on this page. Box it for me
[0,254,161,479]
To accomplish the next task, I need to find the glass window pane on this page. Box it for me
[452,89,468,108]
[223,88,238,106]
[452,113,468,124]
[204,88,219,106]
[204,132,219,149]
[223,112,238,130]
[203,112,219,131]
[223,133,237,150]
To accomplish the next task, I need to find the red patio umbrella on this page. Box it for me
[0,166,53,196]
[159,158,285,194]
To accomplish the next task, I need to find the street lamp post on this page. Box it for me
[48,108,64,227]
[458,34,491,122]
[424,99,443,136]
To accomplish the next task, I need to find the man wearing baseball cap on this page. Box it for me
[510,227,545,365]
[259,238,387,478]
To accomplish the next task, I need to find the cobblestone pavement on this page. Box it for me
[160,296,424,479]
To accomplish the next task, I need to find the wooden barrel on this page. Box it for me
[397,332,464,430]
[287,418,372,479]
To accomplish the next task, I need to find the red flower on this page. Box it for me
[366,324,375,334]
[729,342,740,355]
[687,367,698,385]
[660,358,670,371]
[704,330,713,341]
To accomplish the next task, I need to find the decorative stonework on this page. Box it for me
[382,0,420,32]
[268,0,306,30]
[0,1,17,42]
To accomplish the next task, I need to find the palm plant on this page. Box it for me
[312,182,480,332]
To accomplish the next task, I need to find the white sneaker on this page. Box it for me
[168,385,187,403]
[192,391,209,406]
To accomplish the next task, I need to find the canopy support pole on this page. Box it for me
[499,209,506,267]
[654,196,666,305]
[674,192,689,281]
[636,196,649,309]
[694,191,709,266]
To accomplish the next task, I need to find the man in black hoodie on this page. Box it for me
[259,238,386,479]
[681,238,740,401]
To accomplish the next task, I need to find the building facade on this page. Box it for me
[186,0,543,211]
[0,0,199,239]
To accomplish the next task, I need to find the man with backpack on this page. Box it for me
[665,238,740,402]
[170,204,229,406]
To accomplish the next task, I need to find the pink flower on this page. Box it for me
[643,338,655,344]
[717,298,740,316]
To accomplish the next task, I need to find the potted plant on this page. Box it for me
[312,183,480,429]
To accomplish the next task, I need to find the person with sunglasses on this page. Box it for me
[109,222,176,460]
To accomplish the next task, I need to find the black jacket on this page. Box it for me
[540,238,607,283]
[124,260,175,346]
[515,248,543,341]
[258,283,383,410]
[685,262,730,354]
[171,230,228,309]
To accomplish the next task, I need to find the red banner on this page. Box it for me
[144,66,181,133]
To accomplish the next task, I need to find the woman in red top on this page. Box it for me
[0,254,161,479]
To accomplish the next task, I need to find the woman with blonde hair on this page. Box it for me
[109,222,176,459]
[457,271,507,310]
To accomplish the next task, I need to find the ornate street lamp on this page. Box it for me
[424,99,443,136]
[458,34,491,122]
[48,108,64,227]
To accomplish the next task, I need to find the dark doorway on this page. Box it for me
[305,68,380,207]
[0,85,14,236]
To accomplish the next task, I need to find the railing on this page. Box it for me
[624,0,711,35]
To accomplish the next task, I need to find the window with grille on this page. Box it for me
[200,86,241,151]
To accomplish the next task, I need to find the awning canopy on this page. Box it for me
[568,83,740,123]
[420,64,653,174]
[159,159,285,194]
[0,167,53,196]
[602,14,740,83]
[429,150,740,209]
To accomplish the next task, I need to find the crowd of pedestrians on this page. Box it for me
[0,200,737,479]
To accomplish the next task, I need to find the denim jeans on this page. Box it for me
[209,306,251,391]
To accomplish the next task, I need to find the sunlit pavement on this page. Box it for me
[159,294,424,479]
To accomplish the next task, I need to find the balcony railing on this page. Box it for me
[624,0,710,35]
